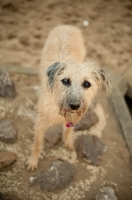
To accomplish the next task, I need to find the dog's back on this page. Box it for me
[40,25,86,82]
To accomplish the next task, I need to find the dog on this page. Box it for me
[27,25,111,171]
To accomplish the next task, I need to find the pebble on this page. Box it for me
[83,20,89,26]
[96,187,118,200]
[0,151,17,169]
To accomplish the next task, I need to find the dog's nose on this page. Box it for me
[69,103,80,110]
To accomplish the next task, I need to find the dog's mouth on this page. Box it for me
[59,110,82,127]
[66,122,74,127]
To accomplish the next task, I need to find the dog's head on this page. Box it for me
[46,61,111,125]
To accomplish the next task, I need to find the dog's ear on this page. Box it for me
[99,68,112,96]
[46,62,60,87]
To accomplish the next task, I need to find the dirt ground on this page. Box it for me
[0,0,132,200]
[0,0,132,74]
[0,73,132,200]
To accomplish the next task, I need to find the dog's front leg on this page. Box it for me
[27,115,48,171]
[62,126,74,150]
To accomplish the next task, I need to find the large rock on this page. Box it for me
[96,187,118,200]
[0,119,17,143]
[30,160,75,191]
[0,151,17,169]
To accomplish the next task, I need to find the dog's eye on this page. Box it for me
[61,78,71,86]
[83,80,91,88]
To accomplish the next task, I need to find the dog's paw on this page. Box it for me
[27,157,38,171]
[65,141,75,151]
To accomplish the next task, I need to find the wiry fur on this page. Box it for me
[27,25,111,171]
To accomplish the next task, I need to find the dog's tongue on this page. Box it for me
[66,122,74,127]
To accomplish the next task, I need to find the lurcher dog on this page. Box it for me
[27,25,111,171]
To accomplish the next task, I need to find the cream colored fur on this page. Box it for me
[27,25,111,171]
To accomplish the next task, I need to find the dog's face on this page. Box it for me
[47,62,111,124]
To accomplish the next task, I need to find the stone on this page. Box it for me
[74,107,98,131]
[0,151,17,169]
[45,125,62,147]
[96,187,118,200]
[30,160,75,191]
[0,119,17,143]
[0,72,16,98]
[83,135,107,165]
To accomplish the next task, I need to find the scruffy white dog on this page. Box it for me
[27,25,111,171]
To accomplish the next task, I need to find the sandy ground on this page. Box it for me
[0,0,132,199]
[0,74,132,200]
[0,0,132,74]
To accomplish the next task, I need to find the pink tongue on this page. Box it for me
[66,122,74,127]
